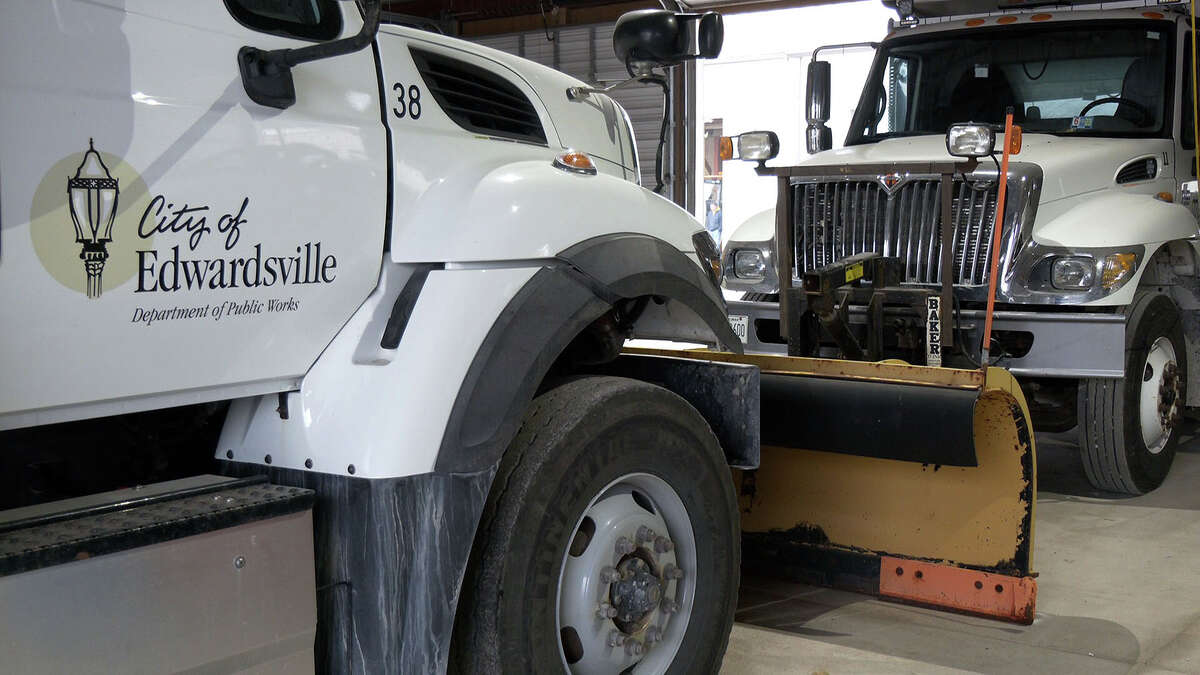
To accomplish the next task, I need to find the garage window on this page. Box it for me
[224,0,342,42]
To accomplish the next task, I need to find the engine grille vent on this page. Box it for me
[411,49,546,145]
[793,178,999,286]
[1116,157,1157,184]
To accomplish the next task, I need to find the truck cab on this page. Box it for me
[1,3,743,673]
[722,0,1200,494]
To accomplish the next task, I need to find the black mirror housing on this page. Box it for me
[806,124,833,154]
[697,13,724,59]
[806,61,831,124]
[239,0,381,109]
[613,9,724,70]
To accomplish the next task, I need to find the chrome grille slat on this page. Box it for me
[969,186,986,284]
[924,183,939,282]
[917,183,928,280]
[954,181,969,284]
[792,176,1000,286]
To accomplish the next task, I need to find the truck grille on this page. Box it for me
[793,178,999,285]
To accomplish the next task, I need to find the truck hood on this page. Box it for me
[403,28,637,175]
[805,134,1168,203]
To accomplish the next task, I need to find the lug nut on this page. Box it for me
[615,536,635,556]
[607,630,624,647]
[661,598,679,614]
[597,603,617,619]
[662,563,684,580]
[645,626,664,643]
[636,525,656,543]
[654,536,674,554]
[624,637,644,656]
[600,566,620,583]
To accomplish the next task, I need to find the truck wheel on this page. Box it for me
[451,376,739,674]
[1078,293,1186,494]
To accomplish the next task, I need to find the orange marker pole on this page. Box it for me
[980,111,1016,367]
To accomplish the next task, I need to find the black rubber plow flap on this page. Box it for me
[761,372,978,467]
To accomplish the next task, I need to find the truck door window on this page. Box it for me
[224,0,342,41]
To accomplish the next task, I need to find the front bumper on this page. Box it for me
[725,299,1125,378]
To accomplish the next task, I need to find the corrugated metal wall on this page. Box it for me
[475,26,673,198]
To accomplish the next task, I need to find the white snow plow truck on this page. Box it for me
[0,3,746,673]
[722,0,1200,495]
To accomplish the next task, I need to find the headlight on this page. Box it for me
[733,249,767,281]
[692,231,722,289]
[946,124,995,158]
[1002,244,1144,304]
[721,241,778,294]
[1051,256,1096,290]
[720,131,781,164]
[736,131,780,162]
[1101,252,1137,290]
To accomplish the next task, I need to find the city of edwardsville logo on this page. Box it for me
[31,141,338,300]
[67,139,120,298]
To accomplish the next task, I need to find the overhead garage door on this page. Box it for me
[475,25,673,199]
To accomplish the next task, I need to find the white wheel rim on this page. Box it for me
[555,473,697,675]
[1139,336,1180,455]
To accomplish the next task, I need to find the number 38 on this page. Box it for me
[392,83,422,120]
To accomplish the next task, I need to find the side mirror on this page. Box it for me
[805,61,833,154]
[239,0,381,109]
[613,9,724,73]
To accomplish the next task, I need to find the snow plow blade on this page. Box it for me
[626,348,1037,623]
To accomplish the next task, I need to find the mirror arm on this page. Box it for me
[239,0,382,110]
[567,71,667,101]
[811,41,879,62]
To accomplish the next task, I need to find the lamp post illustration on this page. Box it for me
[67,139,119,298]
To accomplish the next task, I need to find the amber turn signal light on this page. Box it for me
[553,149,597,175]
[719,136,734,161]
[1007,125,1022,155]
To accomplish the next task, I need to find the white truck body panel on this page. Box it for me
[220,264,539,479]
[0,3,385,423]
[0,3,711,431]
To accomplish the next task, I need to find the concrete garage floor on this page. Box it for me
[722,426,1200,674]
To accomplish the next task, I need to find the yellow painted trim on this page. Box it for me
[622,347,985,390]
[735,363,1036,574]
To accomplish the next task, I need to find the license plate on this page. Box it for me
[728,314,749,344]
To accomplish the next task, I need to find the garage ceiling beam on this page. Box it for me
[384,0,851,37]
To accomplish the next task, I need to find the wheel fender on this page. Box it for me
[726,207,776,243]
[389,157,703,264]
[436,234,742,474]
[1034,191,1197,248]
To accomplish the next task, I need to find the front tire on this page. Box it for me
[1078,293,1186,494]
[451,376,739,674]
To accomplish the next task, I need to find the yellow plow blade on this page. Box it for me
[628,348,1038,622]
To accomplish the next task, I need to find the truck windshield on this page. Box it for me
[846,21,1172,144]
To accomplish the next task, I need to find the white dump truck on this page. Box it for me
[722,0,1200,495]
[0,3,746,672]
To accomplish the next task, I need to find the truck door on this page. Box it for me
[0,1,386,424]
